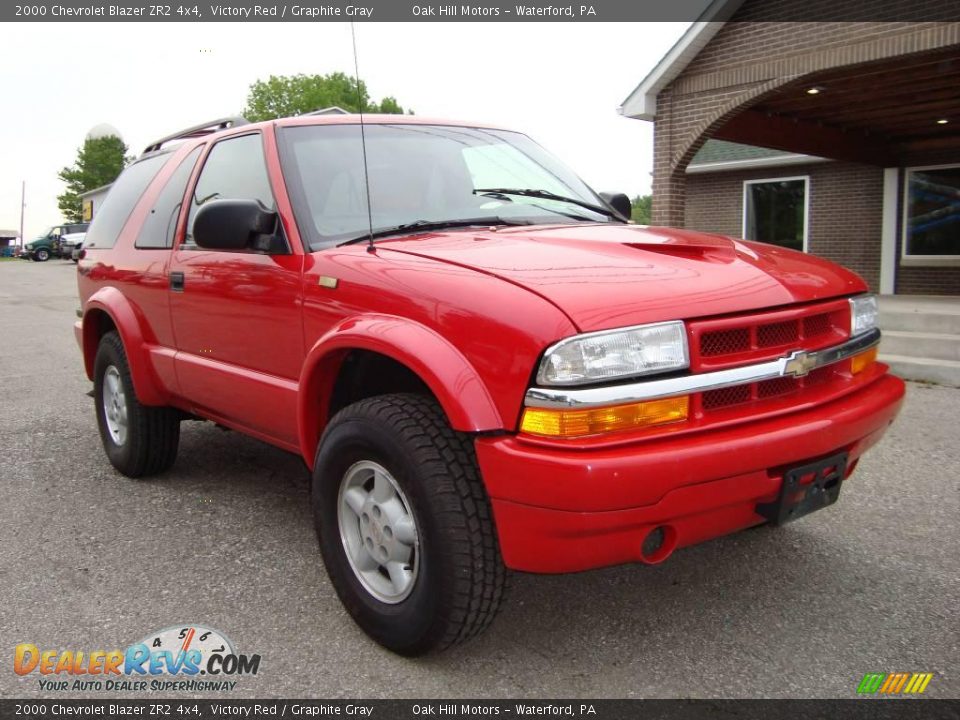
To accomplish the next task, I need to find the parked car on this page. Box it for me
[75,115,904,655]
[60,232,87,262]
[23,223,89,261]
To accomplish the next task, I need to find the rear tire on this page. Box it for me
[313,393,507,655]
[93,331,180,478]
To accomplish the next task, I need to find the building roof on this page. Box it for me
[79,183,113,199]
[303,106,350,115]
[691,140,792,164]
[687,139,828,173]
[619,0,744,120]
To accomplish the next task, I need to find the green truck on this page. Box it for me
[22,223,89,261]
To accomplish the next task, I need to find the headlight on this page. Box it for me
[849,294,879,337]
[536,321,689,386]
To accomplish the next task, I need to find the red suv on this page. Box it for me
[76,115,904,655]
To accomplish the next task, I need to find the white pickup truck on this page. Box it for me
[59,231,87,262]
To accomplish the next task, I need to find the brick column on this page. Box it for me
[650,90,686,228]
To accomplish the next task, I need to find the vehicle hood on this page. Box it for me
[378,224,866,332]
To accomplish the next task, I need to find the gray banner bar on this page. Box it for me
[4,0,959,22]
[5,0,711,22]
[3,699,959,719]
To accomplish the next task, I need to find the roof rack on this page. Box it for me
[142,116,250,155]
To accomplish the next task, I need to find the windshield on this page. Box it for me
[33,227,53,240]
[278,123,615,249]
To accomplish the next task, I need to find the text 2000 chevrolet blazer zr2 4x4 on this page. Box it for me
[75,115,904,654]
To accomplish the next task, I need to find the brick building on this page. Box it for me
[620,2,960,297]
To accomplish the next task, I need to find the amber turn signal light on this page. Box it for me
[851,347,878,375]
[520,396,690,438]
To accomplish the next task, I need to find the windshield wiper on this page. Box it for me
[338,217,530,246]
[473,188,625,221]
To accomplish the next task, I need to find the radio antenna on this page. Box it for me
[350,21,376,252]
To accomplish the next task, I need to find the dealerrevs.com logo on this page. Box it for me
[14,625,261,692]
[857,672,934,695]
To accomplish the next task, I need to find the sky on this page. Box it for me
[0,21,689,239]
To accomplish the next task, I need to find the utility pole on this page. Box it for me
[19,181,25,251]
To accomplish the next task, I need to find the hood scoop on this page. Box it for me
[614,226,738,262]
[623,241,737,263]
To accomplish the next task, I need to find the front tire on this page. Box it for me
[35,248,49,262]
[313,393,507,655]
[94,331,180,478]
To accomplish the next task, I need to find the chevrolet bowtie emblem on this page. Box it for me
[783,350,818,378]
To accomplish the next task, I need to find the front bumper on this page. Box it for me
[476,373,904,573]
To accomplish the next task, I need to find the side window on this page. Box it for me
[83,154,170,249]
[135,147,202,249]
[184,133,274,247]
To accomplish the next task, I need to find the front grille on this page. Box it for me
[757,319,798,348]
[702,376,800,410]
[699,312,836,360]
[690,300,849,372]
[757,375,798,399]
[803,312,833,340]
[699,365,844,413]
[702,385,752,410]
[701,327,750,357]
[689,300,853,417]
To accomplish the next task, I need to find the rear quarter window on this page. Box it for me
[135,147,202,249]
[83,153,169,250]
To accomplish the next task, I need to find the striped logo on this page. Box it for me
[857,672,934,695]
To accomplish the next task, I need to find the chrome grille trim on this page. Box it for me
[524,328,881,410]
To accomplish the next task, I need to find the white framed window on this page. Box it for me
[742,175,810,252]
[902,164,960,263]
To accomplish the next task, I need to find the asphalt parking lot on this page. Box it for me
[0,258,957,699]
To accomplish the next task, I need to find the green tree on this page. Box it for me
[631,194,652,224]
[57,135,130,222]
[243,72,409,121]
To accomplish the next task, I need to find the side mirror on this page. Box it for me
[599,192,633,221]
[193,199,279,251]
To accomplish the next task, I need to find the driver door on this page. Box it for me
[168,132,305,449]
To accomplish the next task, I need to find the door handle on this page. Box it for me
[169,271,185,292]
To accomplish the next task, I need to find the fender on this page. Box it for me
[298,314,504,467]
[81,287,170,406]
